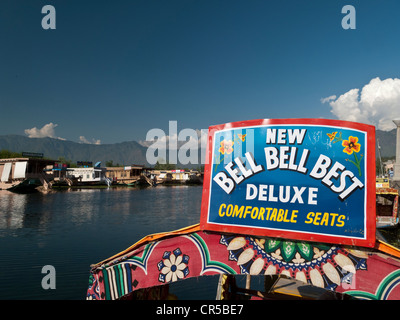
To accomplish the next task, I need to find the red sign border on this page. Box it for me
[200,118,376,248]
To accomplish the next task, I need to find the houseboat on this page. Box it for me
[105,165,146,185]
[66,164,111,187]
[0,156,57,193]
[153,169,203,185]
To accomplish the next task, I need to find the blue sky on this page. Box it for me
[1,0,400,144]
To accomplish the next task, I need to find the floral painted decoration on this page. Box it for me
[327,131,337,142]
[327,132,363,176]
[342,136,361,155]
[214,134,247,172]
[219,140,234,155]
[158,248,190,283]
[220,234,367,291]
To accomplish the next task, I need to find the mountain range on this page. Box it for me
[0,135,149,166]
[0,128,397,167]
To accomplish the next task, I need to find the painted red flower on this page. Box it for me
[342,136,361,155]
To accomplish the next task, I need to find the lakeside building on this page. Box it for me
[152,169,202,184]
[0,157,57,190]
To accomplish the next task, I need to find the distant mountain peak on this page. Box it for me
[0,128,396,167]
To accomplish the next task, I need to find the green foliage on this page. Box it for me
[105,160,123,167]
[58,156,77,168]
[0,149,22,158]
[154,159,176,170]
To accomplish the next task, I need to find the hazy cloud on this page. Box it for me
[322,77,400,131]
[320,95,336,104]
[24,122,66,140]
[79,136,101,145]
[139,129,206,149]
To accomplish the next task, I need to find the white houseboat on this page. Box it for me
[66,164,111,186]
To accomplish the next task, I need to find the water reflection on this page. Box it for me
[0,191,27,230]
[0,186,202,234]
[0,186,203,299]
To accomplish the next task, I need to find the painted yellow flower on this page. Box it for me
[327,132,337,141]
[237,134,246,142]
[219,140,234,155]
[342,136,361,155]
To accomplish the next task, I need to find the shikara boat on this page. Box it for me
[87,223,400,300]
[87,119,400,300]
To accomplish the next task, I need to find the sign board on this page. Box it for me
[77,161,93,167]
[200,119,376,247]
[53,163,68,170]
[22,152,43,158]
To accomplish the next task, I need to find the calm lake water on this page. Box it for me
[2,185,399,300]
[0,186,205,300]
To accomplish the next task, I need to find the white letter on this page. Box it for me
[342,5,356,30]
[41,265,56,289]
[258,184,268,201]
[308,187,318,205]
[213,172,234,194]
[268,185,278,202]
[245,152,263,174]
[168,121,178,164]
[200,129,208,165]
[146,128,167,165]
[246,184,258,200]
[322,162,345,187]
[277,129,286,144]
[332,170,353,193]
[41,5,56,30]
[266,129,276,144]
[279,146,290,169]
[225,161,243,185]
[297,149,309,174]
[290,187,306,204]
[178,128,198,165]
[310,155,332,179]
[279,185,291,203]
[339,176,364,200]
[288,129,307,144]
[234,157,253,178]
[264,147,279,170]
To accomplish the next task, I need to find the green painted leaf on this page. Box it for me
[314,243,331,251]
[281,241,296,262]
[265,239,281,253]
[296,242,313,261]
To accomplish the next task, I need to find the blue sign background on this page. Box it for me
[207,124,367,240]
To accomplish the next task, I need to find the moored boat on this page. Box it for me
[376,187,399,228]
[7,178,42,193]
[87,223,400,300]
[87,118,400,300]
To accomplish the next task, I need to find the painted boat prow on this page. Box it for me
[87,224,400,300]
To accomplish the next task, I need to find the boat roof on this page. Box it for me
[376,187,399,195]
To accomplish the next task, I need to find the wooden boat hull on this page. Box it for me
[7,178,41,193]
